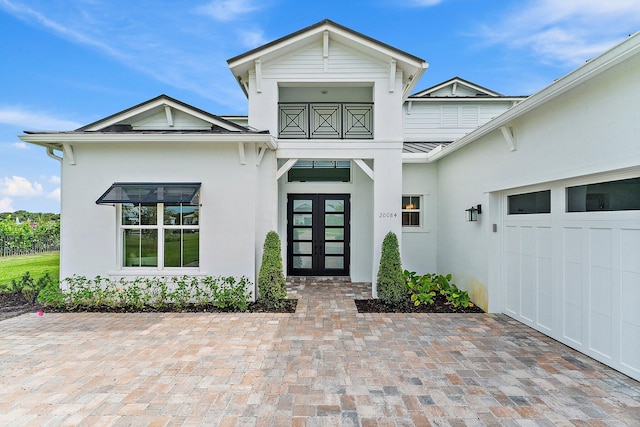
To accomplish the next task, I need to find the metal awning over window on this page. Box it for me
[96,183,201,205]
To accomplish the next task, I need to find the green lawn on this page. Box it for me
[0,252,60,288]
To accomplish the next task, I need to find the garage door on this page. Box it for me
[503,176,640,381]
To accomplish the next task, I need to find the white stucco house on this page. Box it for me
[20,20,640,381]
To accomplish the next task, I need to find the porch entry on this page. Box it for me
[287,194,350,276]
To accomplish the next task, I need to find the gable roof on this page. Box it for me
[411,76,503,98]
[227,19,428,98]
[76,94,250,132]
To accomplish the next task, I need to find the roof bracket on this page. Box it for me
[63,143,76,165]
[500,126,516,151]
[256,145,267,166]
[255,59,262,93]
[238,142,246,165]
[323,30,329,72]
[388,59,397,93]
[353,159,374,180]
[276,158,298,181]
[164,105,174,127]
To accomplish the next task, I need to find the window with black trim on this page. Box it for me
[566,176,640,212]
[288,160,351,182]
[508,190,551,215]
[96,183,201,269]
[402,195,422,227]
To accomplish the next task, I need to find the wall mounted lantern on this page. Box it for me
[466,204,482,222]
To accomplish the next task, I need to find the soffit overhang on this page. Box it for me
[19,132,278,150]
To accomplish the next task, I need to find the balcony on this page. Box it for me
[278,102,373,139]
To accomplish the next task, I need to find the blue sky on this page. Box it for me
[1,0,640,213]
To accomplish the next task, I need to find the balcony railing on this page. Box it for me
[278,102,373,139]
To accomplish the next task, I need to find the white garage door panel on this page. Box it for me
[503,186,640,381]
[621,270,640,373]
[563,227,585,346]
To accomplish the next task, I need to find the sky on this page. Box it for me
[1,0,640,214]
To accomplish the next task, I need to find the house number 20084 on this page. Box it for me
[379,212,397,218]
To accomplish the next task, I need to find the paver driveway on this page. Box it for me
[1,280,639,426]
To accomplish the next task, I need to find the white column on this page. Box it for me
[371,149,403,298]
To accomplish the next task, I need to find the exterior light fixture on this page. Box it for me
[466,204,482,222]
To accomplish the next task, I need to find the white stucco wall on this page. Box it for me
[60,141,276,297]
[436,49,640,312]
[401,163,438,275]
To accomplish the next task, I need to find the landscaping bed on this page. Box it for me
[355,292,484,313]
[0,291,296,320]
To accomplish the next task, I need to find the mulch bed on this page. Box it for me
[355,293,484,313]
[0,292,296,320]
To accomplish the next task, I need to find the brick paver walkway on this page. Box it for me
[0,279,639,426]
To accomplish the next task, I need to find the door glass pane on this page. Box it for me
[293,228,312,240]
[293,242,312,254]
[325,256,344,269]
[325,214,344,226]
[325,228,344,241]
[293,200,313,212]
[325,200,344,212]
[325,242,343,254]
[293,256,312,269]
[293,214,312,226]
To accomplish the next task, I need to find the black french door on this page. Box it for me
[287,194,350,276]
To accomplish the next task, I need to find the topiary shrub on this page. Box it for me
[376,231,406,306]
[257,231,287,309]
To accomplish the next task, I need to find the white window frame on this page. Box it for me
[402,195,423,228]
[118,203,200,271]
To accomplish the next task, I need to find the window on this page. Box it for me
[122,203,199,268]
[567,176,640,212]
[96,183,201,269]
[402,196,421,227]
[508,190,551,215]
[288,160,351,182]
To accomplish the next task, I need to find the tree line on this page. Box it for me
[0,212,60,256]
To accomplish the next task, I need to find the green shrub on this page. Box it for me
[376,231,406,306]
[36,275,252,311]
[404,270,436,306]
[257,231,287,309]
[403,270,474,308]
[5,271,54,303]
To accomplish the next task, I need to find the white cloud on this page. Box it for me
[0,0,253,111]
[47,188,61,200]
[0,197,14,212]
[12,141,30,150]
[476,0,640,66]
[48,176,61,184]
[238,29,267,48]
[195,0,262,22]
[0,107,82,130]
[0,176,44,197]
